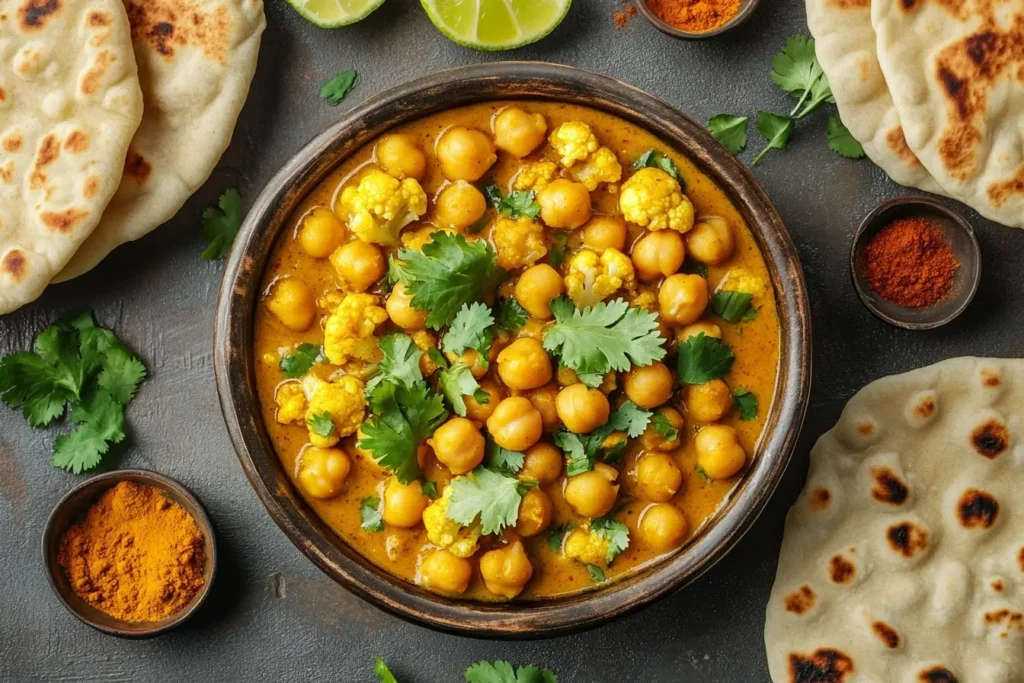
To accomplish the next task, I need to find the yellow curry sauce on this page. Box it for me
[254,101,779,601]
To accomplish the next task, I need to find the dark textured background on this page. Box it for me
[3,1,1023,681]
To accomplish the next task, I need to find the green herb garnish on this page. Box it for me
[590,517,630,564]
[711,291,758,322]
[549,232,569,268]
[733,389,758,420]
[359,381,448,484]
[494,298,529,331]
[464,661,558,683]
[320,69,357,105]
[374,657,398,683]
[633,149,680,180]
[438,363,488,417]
[677,333,735,385]
[200,189,242,260]
[546,522,574,552]
[485,184,541,219]
[586,564,607,583]
[485,440,525,476]
[826,115,866,159]
[279,343,323,379]
[708,115,749,154]
[307,411,335,439]
[446,467,527,534]
[651,412,679,442]
[554,400,652,475]
[360,496,385,532]
[442,302,495,360]
[752,112,794,166]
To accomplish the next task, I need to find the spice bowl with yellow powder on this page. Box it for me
[42,470,217,638]
[635,0,760,39]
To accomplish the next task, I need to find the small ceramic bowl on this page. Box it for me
[42,469,217,638]
[635,0,760,39]
[851,196,981,330]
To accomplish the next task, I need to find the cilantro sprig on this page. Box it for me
[708,115,748,154]
[200,189,243,260]
[733,389,758,420]
[485,184,541,219]
[711,291,758,322]
[465,661,558,683]
[279,343,323,379]
[320,69,357,106]
[442,303,495,360]
[438,363,488,417]
[590,517,630,564]
[826,115,866,159]
[484,440,525,476]
[633,149,680,180]
[494,298,528,331]
[554,400,652,476]
[677,333,735,385]
[651,412,679,442]
[446,467,528,534]
[360,496,385,532]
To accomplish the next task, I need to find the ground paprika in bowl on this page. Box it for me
[636,0,758,39]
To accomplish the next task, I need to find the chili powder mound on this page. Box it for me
[861,217,959,308]
[646,0,741,32]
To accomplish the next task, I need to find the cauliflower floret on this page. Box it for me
[564,248,636,308]
[422,484,482,558]
[337,170,428,246]
[563,528,610,567]
[274,381,307,424]
[717,267,769,299]
[323,293,389,365]
[401,225,453,252]
[302,375,366,447]
[549,121,600,168]
[513,160,560,192]
[629,290,658,311]
[493,216,548,270]
[570,147,622,191]
[619,168,695,233]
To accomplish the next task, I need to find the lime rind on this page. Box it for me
[287,0,388,28]
[420,0,572,51]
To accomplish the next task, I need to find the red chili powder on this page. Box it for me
[615,4,637,28]
[861,217,960,308]
[646,0,741,32]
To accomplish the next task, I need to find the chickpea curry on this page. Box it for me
[254,101,779,601]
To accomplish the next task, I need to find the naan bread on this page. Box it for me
[54,0,265,281]
[805,0,946,195]
[0,0,142,313]
[873,0,1024,228]
[766,358,1024,683]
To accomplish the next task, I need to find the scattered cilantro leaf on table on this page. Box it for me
[443,302,495,359]
[485,440,524,476]
[733,389,759,420]
[320,69,357,106]
[549,232,569,268]
[543,297,664,387]
[590,517,630,564]
[446,467,526,534]
[546,522,574,552]
[394,232,507,329]
[651,412,679,442]
[438,363,488,417]
[279,343,323,379]
[359,382,447,483]
[374,657,398,683]
[708,114,749,154]
[494,298,529,331]
[52,390,126,473]
[633,149,680,180]
[485,184,541,219]
[307,411,335,439]
[465,661,558,683]
[770,36,834,119]
[711,291,758,322]
[677,333,735,385]
[360,496,385,532]
[826,115,866,159]
[586,564,607,583]
[752,112,794,166]
[200,189,243,260]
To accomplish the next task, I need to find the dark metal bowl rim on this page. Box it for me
[213,61,812,638]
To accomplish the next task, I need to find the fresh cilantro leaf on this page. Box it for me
[708,114,749,154]
[466,211,491,235]
[442,303,495,359]
[307,411,335,439]
[633,149,680,180]
[591,517,630,564]
[438,363,488,417]
[397,232,507,329]
[554,401,649,476]
[586,564,606,583]
[386,255,404,289]
[733,389,758,420]
[485,440,524,476]
[359,382,448,483]
[280,343,323,379]
[360,496,385,532]
[485,184,541,219]
[494,298,529,331]
[651,412,679,442]
[826,115,866,159]
[546,522,574,552]
[0,351,77,427]
[200,189,243,260]
[549,232,569,268]
[608,400,652,438]
[553,430,592,477]
[446,467,525,534]
[770,36,834,118]
[97,346,146,405]
[51,390,126,474]
[711,291,758,322]
[422,480,438,498]
[695,464,710,482]
[464,661,557,683]
[374,657,398,683]
[320,69,357,106]
[752,112,793,167]
[365,334,424,395]
[543,297,665,383]
[427,348,448,369]
[677,333,735,385]
[683,260,709,279]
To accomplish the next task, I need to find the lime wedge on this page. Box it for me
[287,0,387,28]
[421,0,572,51]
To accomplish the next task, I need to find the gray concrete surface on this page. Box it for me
[3,1,1023,681]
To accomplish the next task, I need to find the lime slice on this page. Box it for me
[421,0,572,51]
[287,0,387,28]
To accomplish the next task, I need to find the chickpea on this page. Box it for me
[298,207,345,258]
[429,417,485,475]
[386,282,428,330]
[487,397,543,451]
[695,425,746,480]
[677,321,722,344]
[638,503,689,552]
[465,380,506,422]
[436,126,496,181]
[382,478,429,528]
[659,274,709,326]
[622,362,674,409]
[685,379,732,423]
[446,348,489,379]
[419,549,472,595]
[640,407,684,452]
[266,277,316,331]
[516,488,553,537]
[525,383,561,432]
[582,215,627,252]
[375,133,427,180]
[514,264,564,320]
[555,383,610,434]
[564,462,619,518]
[330,240,386,293]
[536,179,592,229]
[497,337,553,391]
[686,216,734,265]
[519,441,563,484]
[479,540,534,599]
[631,230,686,282]
[296,447,351,499]
[493,107,547,157]
[435,181,487,230]
[635,452,683,503]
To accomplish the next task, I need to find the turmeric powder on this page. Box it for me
[58,481,206,622]
[646,0,742,32]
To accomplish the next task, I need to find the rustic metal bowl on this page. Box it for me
[635,0,761,39]
[213,62,811,638]
[41,469,217,638]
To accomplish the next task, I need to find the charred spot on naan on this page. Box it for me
[983,608,1024,637]
[83,176,100,200]
[957,489,999,528]
[79,50,117,97]
[918,668,959,683]
[886,521,928,558]
[992,579,1004,592]
[971,419,1009,458]
[2,131,23,153]
[63,130,89,154]
[1019,547,1024,572]
[124,148,152,185]
[87,10,113,46]
[823,0,869,8]
[28,133,59,190]
[828,554,855,584]
[2,250,28,282]
[0,161,14,184]
[871,467,909,505]
[885,126,921,166]
[41,208,89,234]
[18,0,61,31]
[987,164,1024,208]
[871,620,900,649]
[125,0,233,66]
[788,649,854,683]
[784,585,816,615]
[809,488,832,512]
